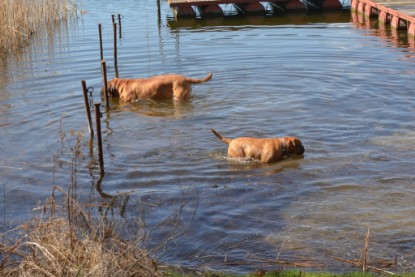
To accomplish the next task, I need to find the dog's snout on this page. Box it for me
[298,144,305,155]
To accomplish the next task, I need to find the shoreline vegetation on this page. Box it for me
[0,185,411,277]
[0,189,414,277]
[1,186,162,277]
[0,0,77,55]
[0,128,162,276]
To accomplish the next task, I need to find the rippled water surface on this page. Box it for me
[1,0,415,273]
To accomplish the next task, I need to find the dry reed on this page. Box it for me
[333,227,397,275]
[0,0,77,54]
[0,186,162,277]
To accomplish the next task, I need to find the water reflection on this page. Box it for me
[0,58,12,119]
[210,151,305,176]
[351,11,415,50]
[109,98,195,118]
[2,18,76,83]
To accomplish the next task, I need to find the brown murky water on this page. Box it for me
[1,0,415,274]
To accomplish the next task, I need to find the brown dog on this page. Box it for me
[103,73,212,102]
[211,129,304,163]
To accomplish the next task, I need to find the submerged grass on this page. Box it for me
[0,0,77,55]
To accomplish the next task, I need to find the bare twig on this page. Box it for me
[333,256,396,275]
[361,226,370,271]
[332,226,396,276]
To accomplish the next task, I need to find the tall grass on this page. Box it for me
[0,186,162,276]
[0,0,77,54]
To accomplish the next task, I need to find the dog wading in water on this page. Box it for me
[211,129,304,163]
[102,73,212,102]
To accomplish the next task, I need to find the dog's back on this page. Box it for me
[103,73,212,102]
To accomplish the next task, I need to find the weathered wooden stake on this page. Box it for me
[101,60,110,109]
[81,80,94,137]
[157,0,162,27]
[111,14,115,24]
[113,22,119,78]
[94,103,104,174]
[118,14,122,39]
[98,23,104,61]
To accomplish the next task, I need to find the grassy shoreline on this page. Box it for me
[0,188,411,276]
[0,0,77,55]
[0,186,162,276]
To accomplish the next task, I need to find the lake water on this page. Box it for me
[1,0,415,274]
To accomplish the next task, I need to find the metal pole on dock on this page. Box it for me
[101,60,110,109]
[113,22,119,78]
[98,23,104,61]
[81,80,94,137]
[94,103,105,174]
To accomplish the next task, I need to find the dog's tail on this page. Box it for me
[211,129,232,144]
[186,73,213,84]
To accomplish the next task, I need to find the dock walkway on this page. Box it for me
[352,0,415,36]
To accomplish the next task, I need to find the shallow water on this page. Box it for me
[1,0,415,273]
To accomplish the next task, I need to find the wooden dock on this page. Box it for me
[351,0,415,36]
[167,0,346,18]
[167,0,415,38]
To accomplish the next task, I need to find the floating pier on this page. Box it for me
[167,0,346,18]
[351,0,415,36]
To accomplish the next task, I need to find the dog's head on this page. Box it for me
[284,137,305,156]
[101,78,120,97]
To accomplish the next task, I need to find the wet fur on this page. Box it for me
[103,73,212,102]
[211,129,304,163]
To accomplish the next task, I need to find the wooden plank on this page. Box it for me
[371,0,415,16]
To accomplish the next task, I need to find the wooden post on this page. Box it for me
[94,103,104,174]
[111,14,115,24]
[113,22,119,78]
[101,60,110,109]
[98,23,103,61]
[81,80,94,137]
[118,14,122,39]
